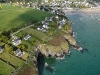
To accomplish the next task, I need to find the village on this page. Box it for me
[6,0,100,10]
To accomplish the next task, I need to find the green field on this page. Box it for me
[0,4,53,75]
[0,44,25,67]
[24,28,47,41]
[0,60,14,75]
[16,28,48,51]
[0,5,52,31]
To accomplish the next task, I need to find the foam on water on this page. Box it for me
[41,13,100,75]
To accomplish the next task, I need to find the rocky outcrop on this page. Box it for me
[34,32,82,59]
[37,42,69,58]
[64,32,82,51]
[35,32,82,59]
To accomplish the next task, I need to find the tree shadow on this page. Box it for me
[9,9,52,30]
[37,52,45,75]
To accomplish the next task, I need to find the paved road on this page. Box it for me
[11,24,34,36]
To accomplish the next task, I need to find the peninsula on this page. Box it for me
[2,0,100,75]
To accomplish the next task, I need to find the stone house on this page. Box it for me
[14,49,25,57]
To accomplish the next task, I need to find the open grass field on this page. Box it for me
[16,64,37,75]
[22,40,33,52]
[0,60,14,75]
[22,52,29,60]
[0,4,53,75]
[0,4,53,31]
[0,44,25,67]
[23,28,47,41]
[16,29,47,51]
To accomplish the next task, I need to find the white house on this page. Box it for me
[58,18,66,29]
[12,38,22,46]
[49,17,53,21]
[0,46,3,53]
[37,26,44,31]
[24,34,31,40]
[55,15,59,19]
[62,18,66,23]
[44,0,48,3]
[43,24,49,29]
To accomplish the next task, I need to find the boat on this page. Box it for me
[45,62,55,73]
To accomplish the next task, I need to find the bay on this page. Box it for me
[40,12,100,75]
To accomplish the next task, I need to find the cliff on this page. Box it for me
[34,30,82,58]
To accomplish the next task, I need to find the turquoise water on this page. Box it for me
[41,12,100,75]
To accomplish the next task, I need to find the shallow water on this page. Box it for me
[40,12,100,75]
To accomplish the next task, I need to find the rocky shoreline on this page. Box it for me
[34,29,82,60]
[33,8,83,75]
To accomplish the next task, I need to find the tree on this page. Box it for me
[63,24,70,32]
[17,44,28,51]
[2,31,11,39]
[1,35,8,43]
[0,3,2,9]
[8,46,15,55]
[50,22,58,28]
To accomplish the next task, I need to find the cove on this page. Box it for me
[39,12,100,75]
[37,52,45,75]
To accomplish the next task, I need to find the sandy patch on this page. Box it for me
[63,8,100,14]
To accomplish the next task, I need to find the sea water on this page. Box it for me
[39,12,100,75]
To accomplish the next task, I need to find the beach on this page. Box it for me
[63,7,100,14]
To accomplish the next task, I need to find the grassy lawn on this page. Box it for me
[0,44,24,67]
[22,52,29,60]
[22,40,33,51]
[16,28,47,51]
[16,31,36,52]
[23,28,47,41]
[41,42,69,53]
[17,64,37,75]
[0,4,54,75]
[0,60,14,75]
[0,4,53,31]
[41,34,69,53]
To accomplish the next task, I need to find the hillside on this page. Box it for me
[0,4,53,32]
[0,4,53,75]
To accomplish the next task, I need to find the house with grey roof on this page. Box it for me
[58,18,66,29]
[37,26,47,32]
[0,46,3,53]
[37,26,44,31]
[14,49,25,57]
[12,38,22,46]
[24,34,31,40]
[49,17,53,21]
[37,21,49,32]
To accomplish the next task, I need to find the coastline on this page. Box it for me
[63,8,100,14]
[36,7,100,75]
[35,8,84,60]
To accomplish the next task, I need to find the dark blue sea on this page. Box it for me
[39,12,100,75]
